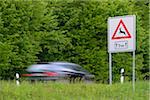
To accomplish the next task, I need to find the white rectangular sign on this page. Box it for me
[108,15,136,53]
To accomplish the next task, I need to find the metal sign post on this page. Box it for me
[109,53,112,85]
[133,51,135,91]
[108,15,136,91]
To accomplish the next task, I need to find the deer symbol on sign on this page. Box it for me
[119,28,126,35]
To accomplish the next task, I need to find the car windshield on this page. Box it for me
[27,64,48,72]
[27,64,74,72]
[57,64,88,73]
[27,63,89,73]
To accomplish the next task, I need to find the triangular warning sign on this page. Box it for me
[112,19,131,40]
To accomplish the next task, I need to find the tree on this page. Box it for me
[0,0,148,82]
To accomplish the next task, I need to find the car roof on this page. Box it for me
[37,61,79,66]
[26,63,80,72]
[49,62,79,66]
[26,64,49,72]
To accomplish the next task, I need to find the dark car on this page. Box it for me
[22,62,94,83]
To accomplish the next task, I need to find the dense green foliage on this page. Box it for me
[0,81,149,100]
[0,0,149,82]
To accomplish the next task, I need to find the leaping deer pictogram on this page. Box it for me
[119,28,126,35]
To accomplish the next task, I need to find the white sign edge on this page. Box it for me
[108,15,136,53]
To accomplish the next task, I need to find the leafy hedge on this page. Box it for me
[0,0,149,82]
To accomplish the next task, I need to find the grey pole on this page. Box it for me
[133,51,135,91]
[109,53,112,85]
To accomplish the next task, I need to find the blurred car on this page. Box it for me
[22,62,94,83]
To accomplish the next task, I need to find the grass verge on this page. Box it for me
[0,81,149,100]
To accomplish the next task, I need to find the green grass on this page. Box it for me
[0,81,149,100]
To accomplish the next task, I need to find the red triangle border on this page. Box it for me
[112,19,131,40]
